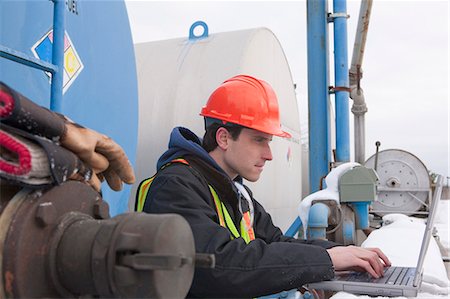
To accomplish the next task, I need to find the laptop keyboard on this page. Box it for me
[341,267,416,286]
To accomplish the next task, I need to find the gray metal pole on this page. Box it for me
[349,0,373,164]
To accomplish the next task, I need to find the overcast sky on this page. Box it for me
[125,0,449,183]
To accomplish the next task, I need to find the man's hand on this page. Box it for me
[326,246,391,278]
[1,81,135,192]
[61,122,135,192]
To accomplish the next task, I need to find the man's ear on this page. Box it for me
[215,127,230,150]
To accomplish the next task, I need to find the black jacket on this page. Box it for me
[143,127,336,298]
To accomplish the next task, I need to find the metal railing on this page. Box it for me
[0,0,65,112]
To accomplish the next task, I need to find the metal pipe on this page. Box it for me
[350,0,373,164]
[374,140,380,171]
[349,0,373,77]
[307,0,331,193]
[354,112,366,163]
[284,216,302,237]
[0,45,58,73]
[350,201,370,229]
[307,202,330,240]
[50,0,65,112]
[332,0,350,162]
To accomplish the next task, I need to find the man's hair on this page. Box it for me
[202,122,243,152]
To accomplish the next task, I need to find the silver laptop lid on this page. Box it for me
[412,175,443,286]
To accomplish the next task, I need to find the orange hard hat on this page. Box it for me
[200,75,291,138]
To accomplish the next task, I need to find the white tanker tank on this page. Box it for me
[133,22,303,231]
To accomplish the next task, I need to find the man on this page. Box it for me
[138,75,390,298]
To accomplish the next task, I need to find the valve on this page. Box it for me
[0,181,212,298]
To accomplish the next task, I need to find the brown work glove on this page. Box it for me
[1,81,135,192]
[61,121,136,192]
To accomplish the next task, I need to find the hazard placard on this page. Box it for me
[31,29,84,94]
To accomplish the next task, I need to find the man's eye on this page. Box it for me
[255,137,271,144]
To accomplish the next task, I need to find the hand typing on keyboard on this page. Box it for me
[326,246,391,278]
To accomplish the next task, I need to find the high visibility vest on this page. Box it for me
[136,158,255,244]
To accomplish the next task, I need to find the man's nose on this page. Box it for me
[263,144,273,161]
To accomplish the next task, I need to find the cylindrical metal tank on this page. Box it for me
[133,25,302,231]
[0,0,138,216]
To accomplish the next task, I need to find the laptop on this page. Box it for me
[307,175,443,297]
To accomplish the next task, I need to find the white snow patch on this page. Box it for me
[298,162,361,238]
[330,201,450,299]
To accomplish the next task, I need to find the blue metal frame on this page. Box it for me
[50,0,65,112]
[288,0,351,239]
[0,45,58,73]
[307,0,331,193]
[0,0,65,112]
[332,0,350,162]
[285,216,302,237]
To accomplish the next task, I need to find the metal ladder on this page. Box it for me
[0,0,65,112]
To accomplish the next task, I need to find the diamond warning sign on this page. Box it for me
[32,29,84,94]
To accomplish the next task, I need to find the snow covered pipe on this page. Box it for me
[332,0,350,162]
[307,0,331,193]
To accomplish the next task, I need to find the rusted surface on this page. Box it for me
[1,181,99,298]
[93,199,110,219]
[4,271,13,297]
[0,182,20,214]
[35,202,58,227]
[1,180,199,298]
[0,188,30,299]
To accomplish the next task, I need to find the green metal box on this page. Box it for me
[339,167,378,202]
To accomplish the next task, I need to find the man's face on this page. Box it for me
[222,128,273,182]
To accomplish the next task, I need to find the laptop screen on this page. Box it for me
[413,175,443,286]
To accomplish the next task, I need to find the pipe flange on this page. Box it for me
[47,212,93,297]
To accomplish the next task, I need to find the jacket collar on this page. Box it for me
[186,155,242,223]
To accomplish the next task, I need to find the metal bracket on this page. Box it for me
[328,86,351,94]
[120,253,190,270]
[189,20,209,40]
[119,252,215,270]
[328,12,350,22]
[0,45,58,73]
[66,0,79,15]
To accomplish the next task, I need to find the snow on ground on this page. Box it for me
[330,199,450,299]
[434,200,450,253]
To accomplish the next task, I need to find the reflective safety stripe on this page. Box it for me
[136,158,255,244]
[209,185,226,227]
[135,158,190,212]
[209,183,255,244]
[136,176,155,212]
[242,211,255,241]
[169,158,190,166]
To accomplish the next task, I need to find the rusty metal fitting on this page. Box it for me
[35,202,57,227]
[93,199,110,219]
